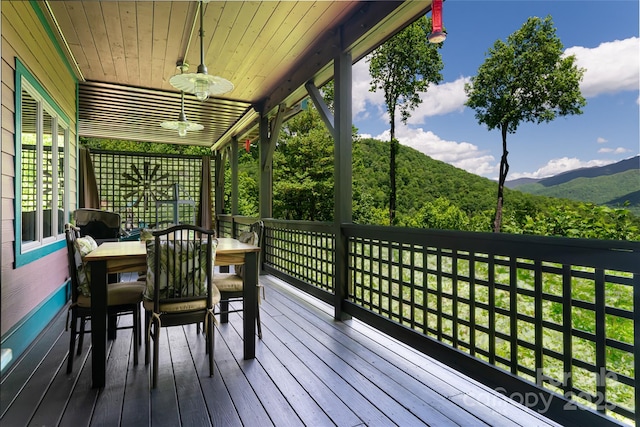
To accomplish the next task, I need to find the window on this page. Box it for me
[15,59,70,266]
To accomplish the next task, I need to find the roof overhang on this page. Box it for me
[42,1,433,150]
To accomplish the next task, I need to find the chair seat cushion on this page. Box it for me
[143,283,220,313]
[214,273,243,293]
[144,239,211,300]
[76,281,145,308]
[109,282,146,305]
[73,235,98,297]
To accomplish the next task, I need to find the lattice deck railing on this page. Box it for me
[219,216,639,426]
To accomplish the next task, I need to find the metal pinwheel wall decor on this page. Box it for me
[121,162,173,210]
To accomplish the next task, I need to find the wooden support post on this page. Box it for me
[333,43,352,321]
[259,114,272,219]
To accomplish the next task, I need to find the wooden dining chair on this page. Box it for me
[75,208,123,286]
[64,224,145,373]
[214,220,264,339]
[135,224,175,282]
[143,224,219,388]
[74,208,122,244]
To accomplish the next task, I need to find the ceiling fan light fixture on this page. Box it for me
[160,115,203,137]
[162,64,204,137]
[169,0,233,101]
[178,122,188,137]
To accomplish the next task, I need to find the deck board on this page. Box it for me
[28,331,79,427]
[0,311,67,418]
[150,330,181,427]
[3,319,68,427]
[59,347,98,427]
[1,274,561,427]
[93,327,131,426]
[120,356,150,427]
[214,325,275,427]
[247,323,348,426]
[183,328,243,427]
[263,282,469,426]
[167,327,212,427]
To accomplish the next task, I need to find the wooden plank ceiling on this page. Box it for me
[43,1,433,149]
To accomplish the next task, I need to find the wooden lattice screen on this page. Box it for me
[88,150,208,229]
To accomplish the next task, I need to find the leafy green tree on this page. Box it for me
[222,158,259,217]
[236,150,260,216]
[369,16,444,225]
[408,197,471,230]
[272,106,335,221]
[464,16,586,233]
[526,204,639,240]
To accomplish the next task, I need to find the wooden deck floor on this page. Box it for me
[1,274,560,426]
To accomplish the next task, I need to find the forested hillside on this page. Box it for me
[519,155,638,186]
[516,169,640,216]
[353,137,557,224]
[240,115,639,239]
[81,106,640,240]
[266,107,638,239]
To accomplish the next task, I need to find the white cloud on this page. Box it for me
[352,59,385,120]
[351,38,639,181]
[352,58,470,124]
[406,77,470,124]
[509,157,615,180]
[371,125,498,177]
[565,37,640,98]
[354,37,640,122]
[598,147,631,154]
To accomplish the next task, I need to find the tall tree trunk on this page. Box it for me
[389,117,397,225]
[493,124,509,232]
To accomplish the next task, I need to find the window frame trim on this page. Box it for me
[14,58,70,267]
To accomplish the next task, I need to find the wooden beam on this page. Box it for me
[305,81,334,139]
[261,104,285,171]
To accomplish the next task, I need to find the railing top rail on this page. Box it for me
[262,218,334,233]
[227,216,258,226]
[342,223,640,273]
[216,216,334,233]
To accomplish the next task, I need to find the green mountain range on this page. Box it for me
[354,138,560,221]
[349,139,638,238]
[507,156,640,215]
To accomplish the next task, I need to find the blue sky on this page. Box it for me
[352,0,639,180]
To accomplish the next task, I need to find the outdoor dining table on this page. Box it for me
[83,237,260,389]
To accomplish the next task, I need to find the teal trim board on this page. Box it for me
[0,282,69,374]
[14,57,69,267]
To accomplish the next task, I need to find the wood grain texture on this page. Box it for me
[1,274,561,427]
[34,1,431,148]
[4,2,77,122]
